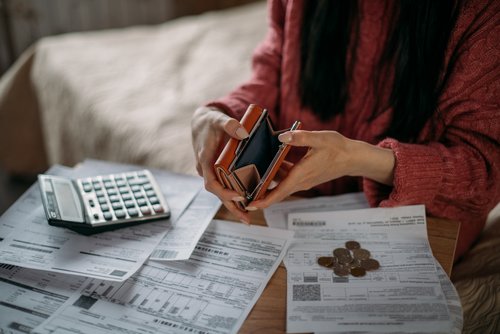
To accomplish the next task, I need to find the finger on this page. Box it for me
[278,130,322,148]
[196,163,203,177]
[223,200,250,224]
[217,114,249,140]
[247,171,300,210]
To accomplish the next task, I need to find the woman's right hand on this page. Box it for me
[191,106,251,224]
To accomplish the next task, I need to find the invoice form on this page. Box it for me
[285,205,460,333]
[34,220,294,334]
[0,162,201,281]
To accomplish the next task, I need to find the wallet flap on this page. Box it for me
[233,164,261,195]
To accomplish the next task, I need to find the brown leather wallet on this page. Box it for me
[214,104,301,209]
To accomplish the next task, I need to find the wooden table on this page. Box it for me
[214,204,460,334]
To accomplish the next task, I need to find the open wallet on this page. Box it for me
[214,104,301,209]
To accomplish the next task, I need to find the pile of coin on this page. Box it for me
[317,241,380,277]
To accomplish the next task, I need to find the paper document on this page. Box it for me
[0,263,88,334]
[34,220,294,334]
[285,205,455,333]
[264,193,369,229]
[150,189,221,261]
[0,162,200,281]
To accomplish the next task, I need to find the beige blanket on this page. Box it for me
[0,1,267,175]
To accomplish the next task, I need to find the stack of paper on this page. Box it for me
[0,160,294,334]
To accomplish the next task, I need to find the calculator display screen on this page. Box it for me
[53,180,81,220]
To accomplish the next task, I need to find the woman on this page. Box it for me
[191,0,499,259]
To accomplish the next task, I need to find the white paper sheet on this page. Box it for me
[285,205,456,333]
[0,162,201,281]
[149,189,221,261]
[0,263,88,334]
[34,220,294,334]
[264,193,369,230]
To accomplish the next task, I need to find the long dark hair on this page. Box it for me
[300,1,460,142]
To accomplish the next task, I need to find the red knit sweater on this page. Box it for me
[208,0,500,259]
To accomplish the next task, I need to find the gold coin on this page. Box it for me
[333,248,350,257]
[333,265,350,277]
[345,240,361,250]
[360,258,380,271]
[350,267,366,277]
[352,248,371,260]
[317,256,334,268]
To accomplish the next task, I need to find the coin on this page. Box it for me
[352,248,371,260]
[317,256,334,268]
[350,267,366,277]
[345,240,360,250]
[333,265,350,277]
[338,254,353,265]
[333,248,350,257]
[360,258,380,271]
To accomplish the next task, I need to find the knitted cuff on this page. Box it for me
[363,138,444,207]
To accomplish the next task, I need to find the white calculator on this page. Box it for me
[38,170,170,234]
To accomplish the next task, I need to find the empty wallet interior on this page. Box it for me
[231,116,284,196]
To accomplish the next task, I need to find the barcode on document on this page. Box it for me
[151,250,179,259]
[291,219,326,227]
[293,284,321,301]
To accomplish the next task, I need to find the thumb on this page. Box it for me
[278,130,321,148]
[219,115,249,140]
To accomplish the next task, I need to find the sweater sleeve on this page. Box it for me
[363,0,500,258]
[206,0,285,120]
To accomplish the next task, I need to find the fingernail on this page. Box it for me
[246,206,257,211]
[278,132,292,143]
[232,196,245,202]
[240,219,250,225]
[236,127,249,139]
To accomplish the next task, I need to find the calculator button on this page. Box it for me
[149,196,159,205]
[109,195,120,202]
[126,174,135,180]
[131,185,141,192]
[116,180,126,187]
[96,190,104,197]
[143,183,153,190]
[93,183,102,190]
[103,212,113,220]
[124,200,135,208]
[137,171,147,178]
[98,197,107,205]
[93,213,99,220]
[128,208,139,217]
[112,202,123,210]
[133,192,144,199]
[137,198,147,206]
[118,187,129,194]
[122,193,133,201]
[104,181,114,189]
[89,199,95,207]
[153,204,164,213]
[115,210,126,219]
[140,206,151,215]
[107,188,117,196]
[101,204,110,212]
[82,183,92,192]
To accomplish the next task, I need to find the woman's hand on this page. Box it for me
[245,130,395,210]
[191,106,252,224]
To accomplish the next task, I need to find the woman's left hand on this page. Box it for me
[245,130,395,210]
